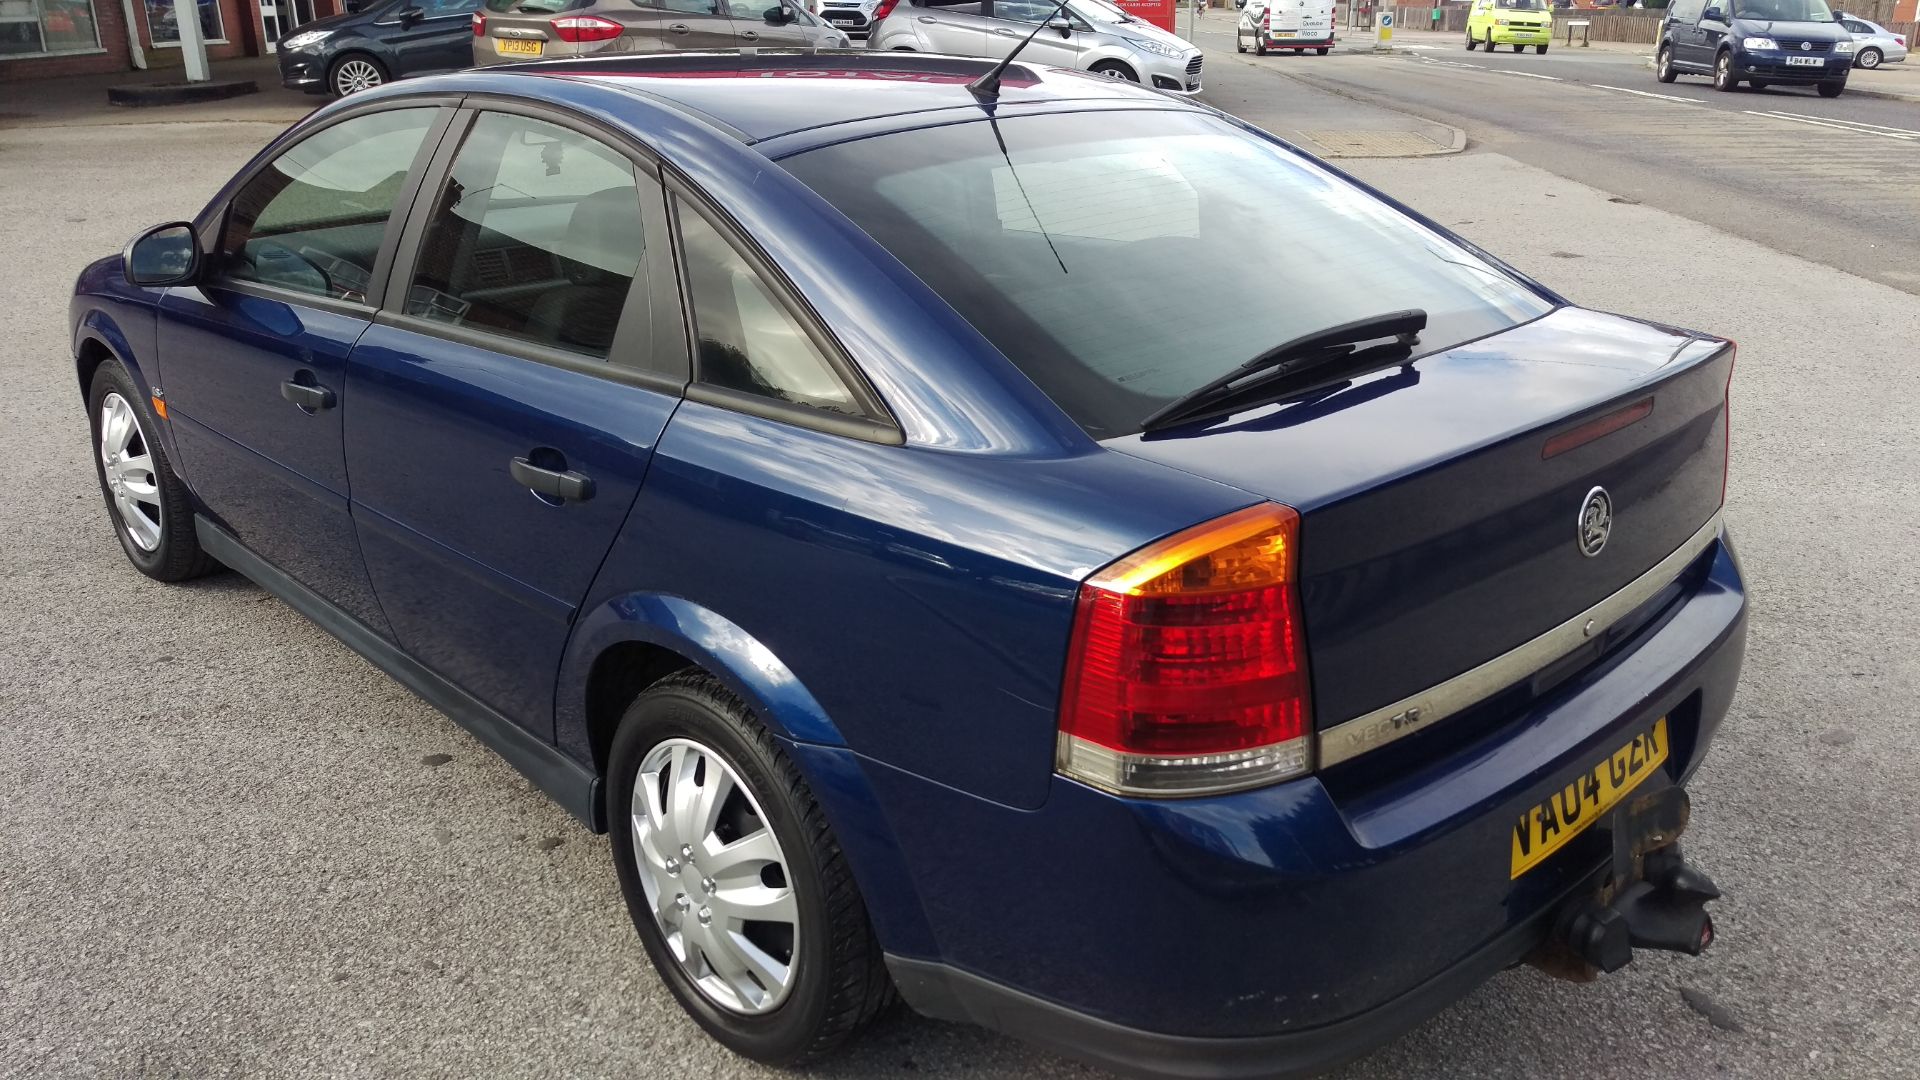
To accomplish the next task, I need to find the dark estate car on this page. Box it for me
[73,53,1746,1077]
[1656,0,1855,95]
[275,0,486,97]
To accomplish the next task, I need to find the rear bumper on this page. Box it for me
[1259,30,1334,47]
[851,529,1747,1076]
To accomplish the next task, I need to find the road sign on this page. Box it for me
[1375,6,1393,48]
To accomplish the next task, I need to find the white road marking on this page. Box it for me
[1745,110,1920,141]
[1495,69,1562,80]
[1763,111,1920,138]
[1593,84,1701,103]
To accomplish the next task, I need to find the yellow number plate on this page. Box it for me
[494,38,544,56]
[1510,718,1669,879]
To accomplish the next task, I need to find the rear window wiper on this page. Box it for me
[1139,309,1428,433]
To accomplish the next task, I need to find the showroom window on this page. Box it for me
[0,0,103,56]
[144,0,224,44]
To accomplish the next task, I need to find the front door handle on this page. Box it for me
[280,379,335,412]
[917,14,936,21]
[740,28,759,38]
[668,20,690,32]
[510,456,595,502]
[992,25,1015,34]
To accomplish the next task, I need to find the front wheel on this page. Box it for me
[1090,59,1139,80]
[1255,34,1268,55]
[87,359,219,582]
[1656,44,1678,82]
[328,53,387,98]
[1465,29,1477,49]
[1237,31,1247,51]
[1856,47,1881,69]
[608,671,894,1065]
[1713,50,1738,91]
[1817,80,1846,97]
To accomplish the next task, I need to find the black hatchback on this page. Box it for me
[1656,0,1854,96]
[275,0,484,98]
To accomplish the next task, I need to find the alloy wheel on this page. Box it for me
[98,392,161,552]
[631,738,800,1016]
[1715,52,1733,89]
[334,58,384,95]
[1858,48,1881,69]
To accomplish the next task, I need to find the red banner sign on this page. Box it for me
[1111,0,1176,31]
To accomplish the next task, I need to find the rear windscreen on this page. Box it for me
[782,110,1554,438]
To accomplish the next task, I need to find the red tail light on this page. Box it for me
[472,10,485,35]
[552,14,624,41]
[1057,503,1312,797]
[873,0,901,20]
[1263,10,1270,29]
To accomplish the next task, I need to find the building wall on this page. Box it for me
[1,0,342,81]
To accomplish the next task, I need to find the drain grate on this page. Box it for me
[1297,129,1447,157]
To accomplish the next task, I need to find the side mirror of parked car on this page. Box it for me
[124,222,201,287]
[765,4,795,22]
[397,4,424,22]
[1046,15,1071,32]
[1701,4,1724,19]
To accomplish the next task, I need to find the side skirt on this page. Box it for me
[195,514,605,831]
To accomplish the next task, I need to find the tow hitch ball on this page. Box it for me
[1539,787,1721,977]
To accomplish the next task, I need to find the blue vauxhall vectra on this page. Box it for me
[69,52,1746,1077]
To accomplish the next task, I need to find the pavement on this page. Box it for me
[5,41,1920,1080]
[0,56,326,130]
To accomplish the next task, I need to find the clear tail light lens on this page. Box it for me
[552,15,625,41]
[1057,503,1312,798]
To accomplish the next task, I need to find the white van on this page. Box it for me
[1237,0,1336,53]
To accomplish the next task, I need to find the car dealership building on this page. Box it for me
[1,0,347,81]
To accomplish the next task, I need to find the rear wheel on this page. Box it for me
[87,359,218,582]
[1511,42,1523,51]
[1316,45,1329,54]
[1090,59,1139,80]
[1657,44,1677,82]
[1713,49,1738,90]
[1535,42,1547,53]
[1817,80,1846,97]
[1857,47,1881,69]
[608,671,894,1065]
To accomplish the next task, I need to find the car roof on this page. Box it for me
[491,51,1188,145]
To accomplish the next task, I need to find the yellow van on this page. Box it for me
[1465,0,1553,52]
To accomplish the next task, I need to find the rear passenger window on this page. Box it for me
[219,108,438,303]
[676,205,858,415]
[405,112,650,360]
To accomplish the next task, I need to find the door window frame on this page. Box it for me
[377,97,690,394]
[661,173,901,445]
[194,97,462,320]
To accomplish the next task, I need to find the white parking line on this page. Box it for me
[1762,111,1920,138]
[1594,84,1701,104]
[1745,110,1920,141]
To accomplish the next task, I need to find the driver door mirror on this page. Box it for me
[1701,5,1724,19]
[1046,15,1071,33]
[395,4,425,23]
[124,222,201,287]
[764,4,795,22]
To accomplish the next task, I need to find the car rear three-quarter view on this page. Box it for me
[68,54,1745,1079]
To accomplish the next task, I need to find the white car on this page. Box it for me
[869,0,1204,92]
[818,0,888,37]
[1237,0,1336,55]
[1837,13,1908,68]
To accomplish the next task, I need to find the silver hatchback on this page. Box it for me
[868,0,1203,93]
[473,0,848,66]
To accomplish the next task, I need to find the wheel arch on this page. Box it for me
[73,310,144,402]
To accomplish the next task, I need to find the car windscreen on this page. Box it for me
[1496,0,1544,10]
[782,110,1554,439]
[1731,0,1834,20]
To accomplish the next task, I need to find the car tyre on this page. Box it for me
[328,53,388,98]
[1856,46,1881,69]
[1713,50,1738,90]
[1316,45,1329,54]
[1465,29,1476,49]
[1255,34,1268,55]
[1237,29,1248,51]
[1535,42,1547,53]
[87,358,219,583]
[1817,80,1845,96]
[1090,59,1140,79]
[1511,42,1523,51]
[1656,44,1678,81]
[607,670,894,1066]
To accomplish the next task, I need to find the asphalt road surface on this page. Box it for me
[1192,23,1920,295]
[3,52,1919,1080]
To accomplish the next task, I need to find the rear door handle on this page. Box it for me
[668,21,690,31]
[917,14,937,21]
[740,28,759,38]
[992,26,1015,34]
[510,457,595,502]
[280,379,335,411]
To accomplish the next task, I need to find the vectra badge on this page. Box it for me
[1578,487,1613,558]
